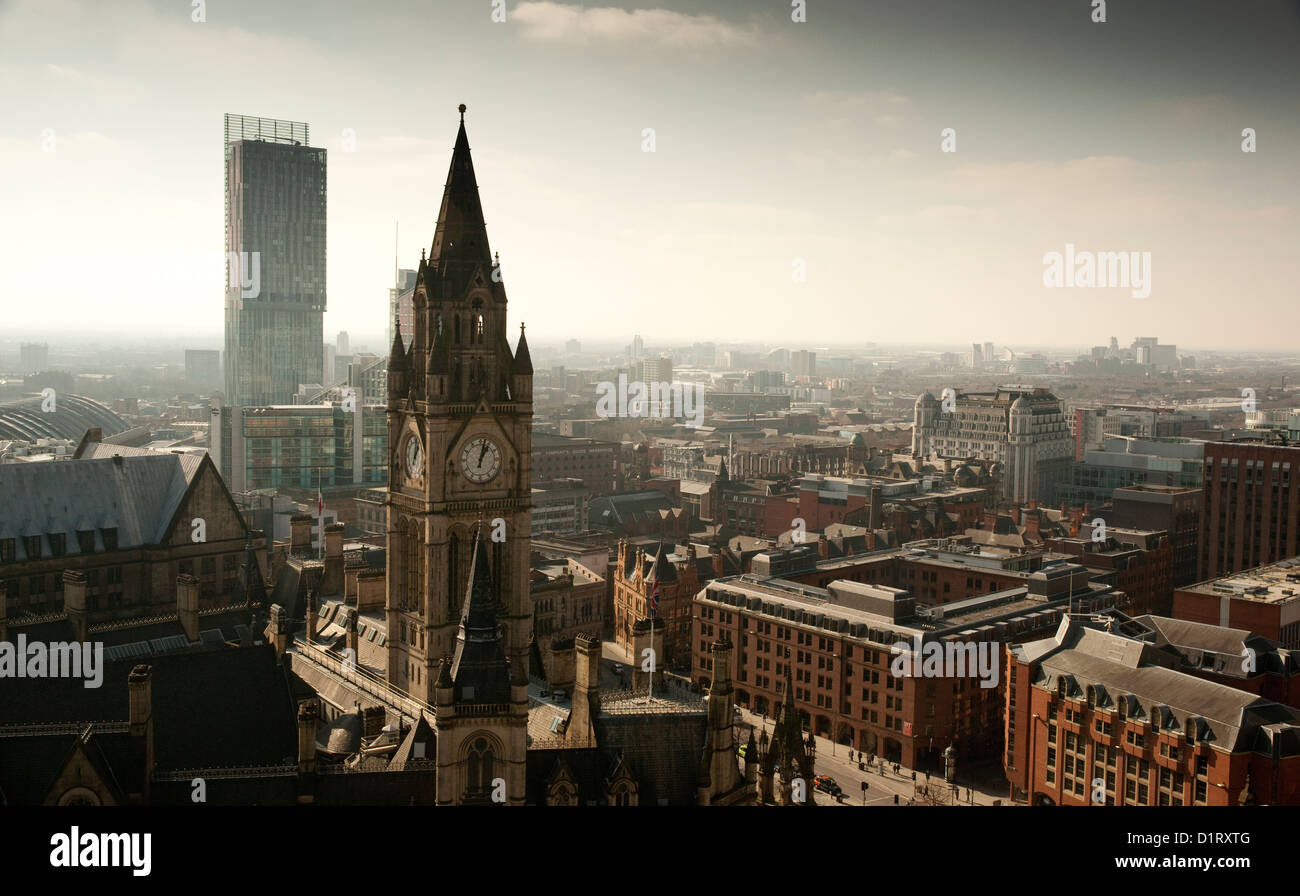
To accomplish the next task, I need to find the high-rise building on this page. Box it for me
[389,268,417,352]
[790,350,816,377]
[336,330,350,356]
[223,114,327,407]
[983,342,995,364]
[970,343,983,368]
[184,349,221,389]
[564,338,581,354]
[631,334,644,360]
[1200,441,1300,580]
[18,342,49,374]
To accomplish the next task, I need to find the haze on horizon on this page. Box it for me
[1,0,1297,350]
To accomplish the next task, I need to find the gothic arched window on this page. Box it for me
[467,737,495,794]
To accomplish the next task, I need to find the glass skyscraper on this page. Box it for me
[223,114,327,407]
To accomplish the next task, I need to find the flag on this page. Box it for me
[650,581,659,617]
[317,488,323,519]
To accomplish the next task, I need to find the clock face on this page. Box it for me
[405,435,424,478]
[460,436,502,484]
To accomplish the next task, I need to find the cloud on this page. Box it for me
[512,1,762,49]
[805,89,913,127]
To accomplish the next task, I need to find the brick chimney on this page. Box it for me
[1025,512,1041,539]
[569,634,601,748]
[290,514,313,556]
[177,573,200,643]
[321,522,345,595]
[266,603,289,659]
[128,664,154,800]
[549,635,576,693]
[64,569,88,642]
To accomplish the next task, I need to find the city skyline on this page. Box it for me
[1,0,1297,348]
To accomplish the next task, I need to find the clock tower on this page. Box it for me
[385,104,534,725]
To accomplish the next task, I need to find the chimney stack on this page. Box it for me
[63,570,88,642]
[549,635,576,693]
[569,634,601,748]
[322,522,345,595]
[290,514,313,556]
[128,664,154,802]
[177,573,200,642]
[297,700,319,772]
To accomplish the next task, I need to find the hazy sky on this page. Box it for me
[1,0,1297,351]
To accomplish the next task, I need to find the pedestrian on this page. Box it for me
[893,794,899,806]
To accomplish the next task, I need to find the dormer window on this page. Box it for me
[76,530,96,553]
[101,528,118,551]
[49,533,66,557]
[0,539,13,563]
[23,535,41,560]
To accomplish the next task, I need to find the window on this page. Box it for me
[466,738,495,795]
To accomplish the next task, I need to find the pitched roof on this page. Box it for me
[0,452,207,557]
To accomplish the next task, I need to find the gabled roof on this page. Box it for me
[0,452,207,557]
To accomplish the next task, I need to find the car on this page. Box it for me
[814,775,842,796]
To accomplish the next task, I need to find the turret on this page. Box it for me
[387,317,408,406]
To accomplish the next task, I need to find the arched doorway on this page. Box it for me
[836,723,853,746]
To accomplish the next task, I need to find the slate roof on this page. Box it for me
[1024,620,1300,753]
[590,491,676,529]
[0,645,298,773]
[0,452,206,557]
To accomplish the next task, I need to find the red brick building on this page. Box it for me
[694,564,1123,769]
[612,540,703,671]
[1174,557,1300,650]
[1005,614,1300,806]
[1201,441,1300,581]
[1045,528,1174,616]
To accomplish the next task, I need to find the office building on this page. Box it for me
[184,349,221,390]
[912,387,1072,504]
[209,401,386,494]
[1200,441,1300,580]
[18,342,49,374]
[223,114,327,407]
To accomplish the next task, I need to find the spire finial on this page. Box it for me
[458,103,466,122]
[421,247,426,261]
[520,322,525,333]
